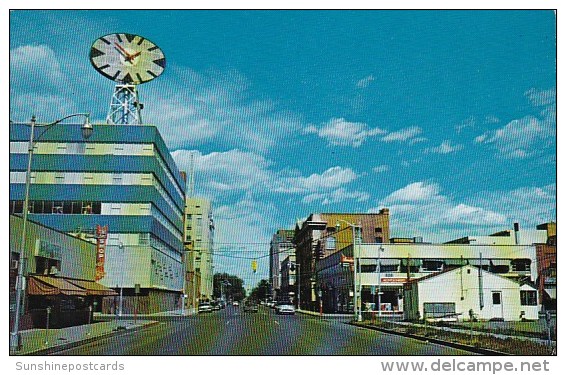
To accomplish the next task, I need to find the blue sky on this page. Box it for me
[8,10,556,286]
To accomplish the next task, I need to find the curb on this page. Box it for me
[349,322,510,356]
[20,321,160,356]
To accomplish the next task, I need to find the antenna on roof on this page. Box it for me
[189,152,195,197]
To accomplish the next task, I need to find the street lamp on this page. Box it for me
[377,246,385,318]
[221,279,231,301]
[289,262,300,310]
[118,242,125,317]
[10,113,93,352]
[335,219,362,322]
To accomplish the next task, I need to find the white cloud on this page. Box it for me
[356,75,375,88]
[382,181,441,203]
[372,165,390,173]
[10,93,77,122]
[525,88,556,106]
[171,149,273,195]
[144,68,302,153]
[424,140,464,154]
[475,116,550,159]
[455,117,475,133]
[302,188,370,205]
[471,184,556,228]
[372,181,508,241]
[10,44,65,89]
[304,118,386,147]
[474,88,555,159]
[275,166,360,194]
[381,126,423,142]
[10,44,82,119]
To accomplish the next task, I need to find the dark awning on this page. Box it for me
[28,275,87,296]
[67,279,118,296]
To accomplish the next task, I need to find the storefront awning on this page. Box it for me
[360,258,377,266]
[67,279,118,296]
[28,275,87,296]
[379,259,401,266]
[28,276,117,297]
[489,259,511,266]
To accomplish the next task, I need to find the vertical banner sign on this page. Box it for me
[95,225,109,281]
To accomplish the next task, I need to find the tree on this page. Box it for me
[250,279,271,301]
[213,273,246,301]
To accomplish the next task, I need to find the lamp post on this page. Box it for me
[288,262,300,310]
[377,246,385,318]
[10,113,93,352]
[336,219,362,322]
[118,242,125,316]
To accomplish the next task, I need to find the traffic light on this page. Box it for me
[251,260,257,273]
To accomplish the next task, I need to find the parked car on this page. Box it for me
[244,301,259,313]
[211,300,221,311]
[275,301,295,315]
[198,302,213,313]
[232,301,240,307]
[218,300,227,309]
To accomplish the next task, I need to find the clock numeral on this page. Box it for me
[136,73,144,83]
[98,64,111,70]
[147,46,160,52]
[90,47,105,59]
[124,33,136,43]
[115,34,123,43]
[112,70,121,80]
[137,37,145,45]
[153,58,166,68]
[122,73,134,84]
[147,70,158,78]
[100,37,111,45]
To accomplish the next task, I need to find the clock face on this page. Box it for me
[89,33,166,85]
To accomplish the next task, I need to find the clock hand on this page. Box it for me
[114,42,132,59]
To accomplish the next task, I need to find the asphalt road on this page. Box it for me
[53,306,474,355]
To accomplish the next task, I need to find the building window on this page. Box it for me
[326,236,336,250]
[375,236,383,243]
[112,173,123,185]
[53,201,63,214]
[55,172,65,184]
[375,227,382,233]
[514,260,530,272]
[43,201,53,214]
[520,291,537,306]
[422,260,444,272]
[13,201,23,214]
[62,201,73,214]
[492,292,501,305]
[360,265,377,273]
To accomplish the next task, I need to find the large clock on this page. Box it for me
[89,33,166,85]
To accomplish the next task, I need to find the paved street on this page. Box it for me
[51,306,473,355]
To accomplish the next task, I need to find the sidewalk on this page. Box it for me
[9,310,192,355]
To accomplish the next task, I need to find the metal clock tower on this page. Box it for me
[89,33,166,125]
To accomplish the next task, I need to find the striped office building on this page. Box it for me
[9,122,186,313]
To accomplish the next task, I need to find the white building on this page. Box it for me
[403,265,539,322]
[316,242,537,314]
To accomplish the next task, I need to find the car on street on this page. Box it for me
[232,301,240,307]
[275,301,295,315]
[198,302,213,313]
[211,300,221,311]
[244,301,259,313]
